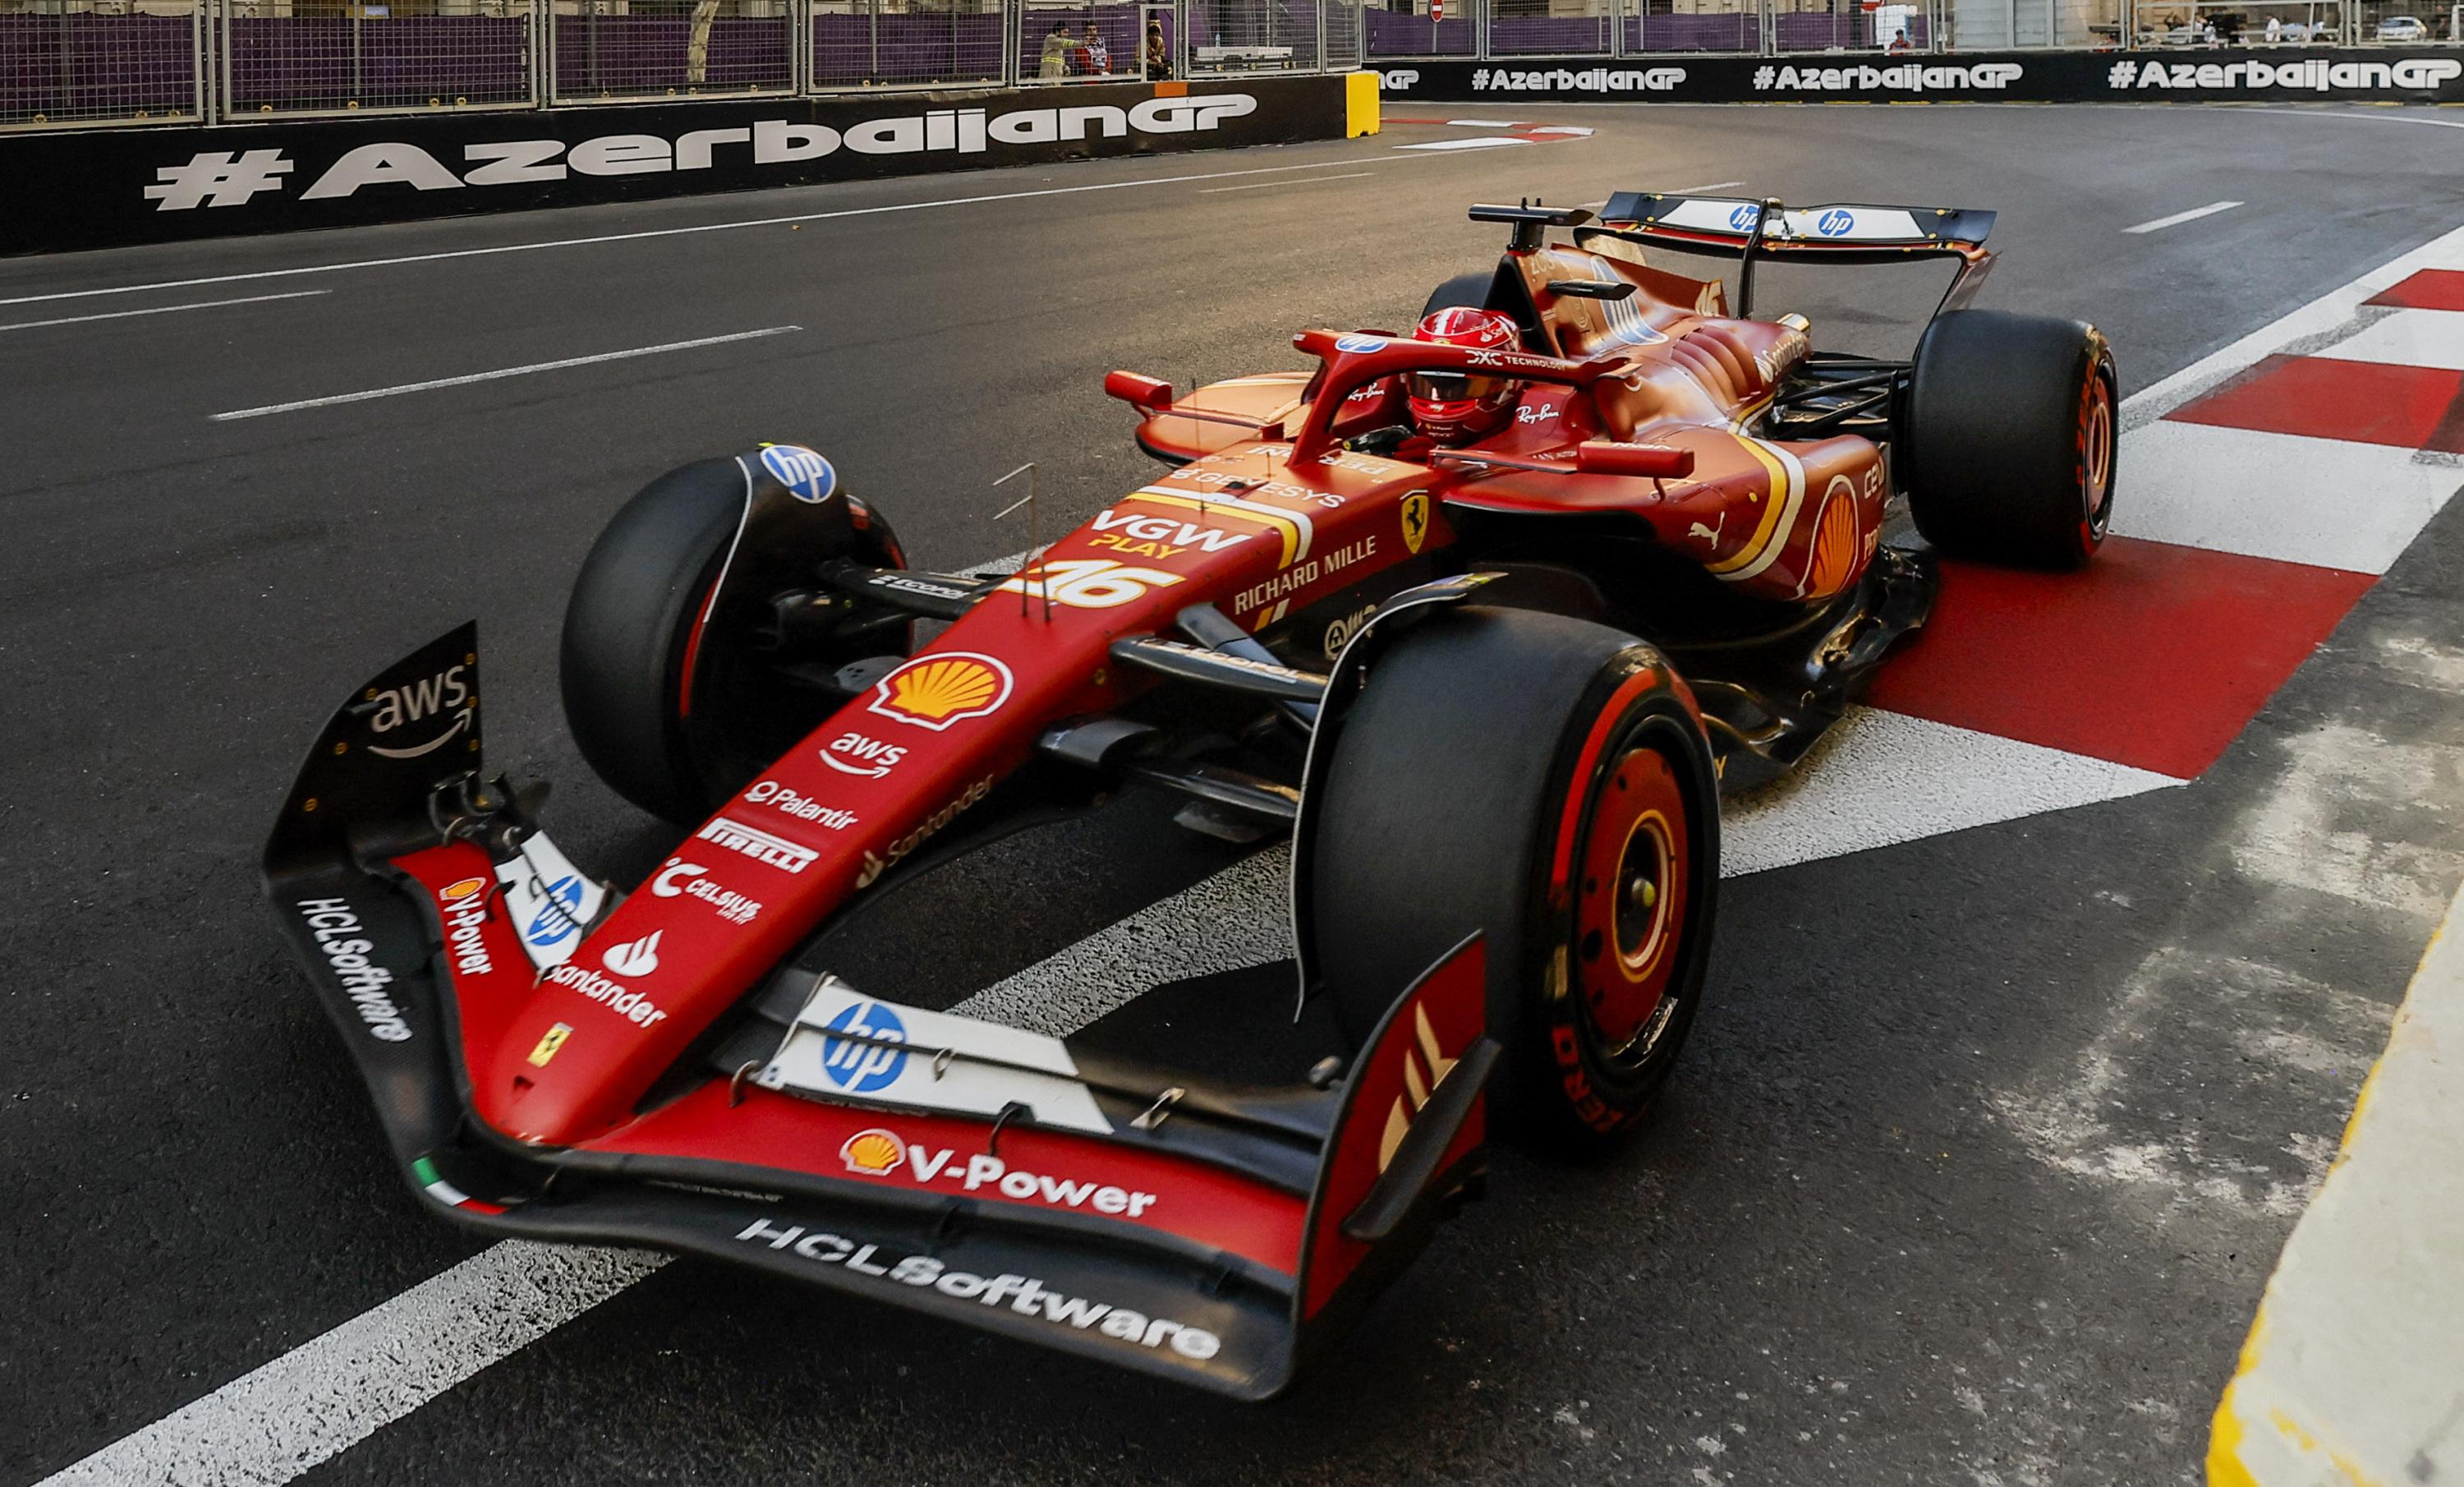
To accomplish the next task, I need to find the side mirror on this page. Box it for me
[1105,371,1175,412]
[1575,440,1695,480]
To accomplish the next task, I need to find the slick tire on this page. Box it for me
[1901,309,2118,569]
[1420,271,1496,321]
[560,458,746,825]
[1308,607,1722,1147]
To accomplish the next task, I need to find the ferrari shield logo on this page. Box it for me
[1400,490,1431,555]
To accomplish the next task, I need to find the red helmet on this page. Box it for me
[1407,306,1524,444]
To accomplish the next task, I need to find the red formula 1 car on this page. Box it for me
[266,193,2116,1399]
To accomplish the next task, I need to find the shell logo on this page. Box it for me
[443,876,489,902]
[867,652,1015,732]
[839,1127,906,1176]
[1802,476,1864,601]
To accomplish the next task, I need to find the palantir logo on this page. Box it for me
[819,999,908,1093]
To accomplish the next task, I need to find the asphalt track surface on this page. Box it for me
[6,102,2464,1485]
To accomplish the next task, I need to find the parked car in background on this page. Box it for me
[2374,14,2427,37]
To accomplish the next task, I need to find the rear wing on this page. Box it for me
[1572,191,1998,320]
[1591,191,1994,262]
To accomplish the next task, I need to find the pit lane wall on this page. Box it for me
[1375,49,2464,104]
[2206,877,2464,1485]
[0,74,1363,258]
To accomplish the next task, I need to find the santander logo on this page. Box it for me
[602,932,662,978]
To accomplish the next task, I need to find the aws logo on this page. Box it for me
[363,661,472,758]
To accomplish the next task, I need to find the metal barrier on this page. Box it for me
[2,0,203,127]
[7,0,2455,130]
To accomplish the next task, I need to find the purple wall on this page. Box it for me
[1364,8,1473,55]
[812,10,1002,85]
[225,16,527,111]
[2,14,194,123]
[553,15,790,95]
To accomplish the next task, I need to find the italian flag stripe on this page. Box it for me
[411,1156,507,1216]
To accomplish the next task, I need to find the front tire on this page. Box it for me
[1901,309,2117,569]
[561,455,908,824]
[1306,607,1721,1146]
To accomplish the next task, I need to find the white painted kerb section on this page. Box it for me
[2208,878,2464,1485]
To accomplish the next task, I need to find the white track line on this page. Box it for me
[1395,136,1533,152]
[1673,179,1748,194]
[2123,200,2243,235]
[1198,171,1376,194]
[209,326,802,421]
[34,1242,668,1487]
[0,288,327,334]
[0,152,1470,312]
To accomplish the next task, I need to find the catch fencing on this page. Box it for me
[3,0,2450,127]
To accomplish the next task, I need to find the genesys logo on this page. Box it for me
[821,730,908,778]
[868,653,1014,731]
[362,663,471,759]
[745,780,858,830]
[1750,61,2021,92]
[297,899,412,1043]
[2106,56,2462,90]
[438,875,494,978]
[837,1128,1161,1218]
[1469,65,1686,94]
[734,1218,1224,1360]
[141,95,1262,212]
[650,856,762,924]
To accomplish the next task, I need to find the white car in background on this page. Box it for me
[2374,14,2428,37]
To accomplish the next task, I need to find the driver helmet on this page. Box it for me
[1407,306,1524,445]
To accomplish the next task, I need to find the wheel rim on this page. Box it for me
[2081,371,2115,537]
[1574,743,1692,1058]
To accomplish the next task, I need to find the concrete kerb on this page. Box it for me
[2209,877,2464,1485]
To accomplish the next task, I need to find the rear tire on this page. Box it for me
[1421,271,1496,321]
[1901,309,2117,569]
[1307,607,1721,1146]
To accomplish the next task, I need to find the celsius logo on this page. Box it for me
[602,932,662,978]
[364,663,471,758]
[759,444,836,504]
[823,730,907,777]
[1815,208,1855,237]
[650,857,762,924]
[819,998,908,1093]
[524,873,587,949]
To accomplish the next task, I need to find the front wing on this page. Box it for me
[264,624,1498,1399]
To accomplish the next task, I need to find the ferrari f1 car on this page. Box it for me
[266,192,2116,1399]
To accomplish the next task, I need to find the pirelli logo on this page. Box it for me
[696,815,819,875]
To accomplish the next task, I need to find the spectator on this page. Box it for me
[1145,20,1170,79]
[1039,21,1071,77]
[1886,25,1912,50]
[1084,19,1111,76]
[2264,13,2281,39]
